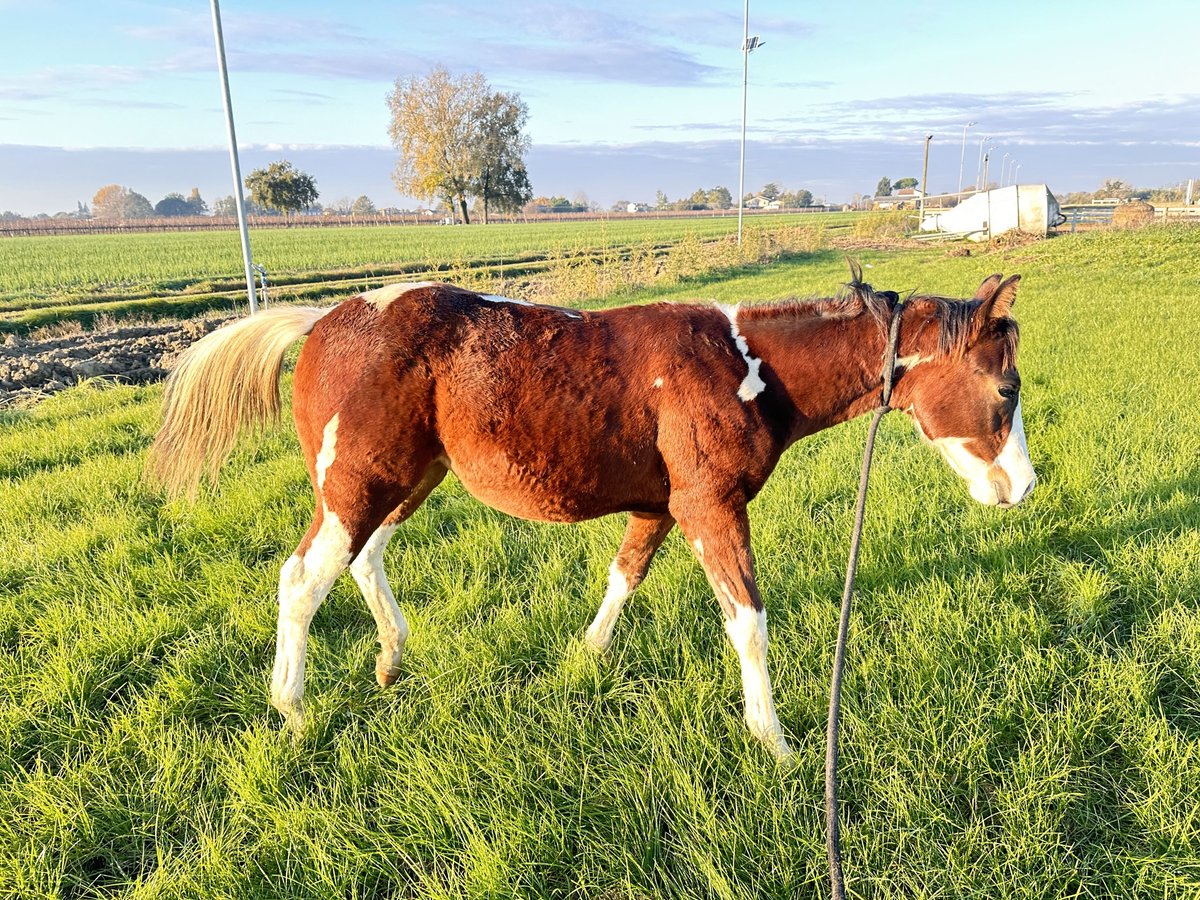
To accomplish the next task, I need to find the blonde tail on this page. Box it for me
[148,306,333,498]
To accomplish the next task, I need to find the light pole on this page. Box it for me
[976,136,992,192]
[958,120,976,197]
[736,0,763,246]
[210,0,257,314]
[999,152,1010,187]
[1014,163,1022,185]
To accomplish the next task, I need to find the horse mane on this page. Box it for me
[739,261,1019,368]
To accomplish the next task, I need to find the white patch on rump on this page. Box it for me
[361,281,438,309]
[315,413,340,490]
[717,304,766,402]
[653,377,664,388]
[480,294,582,318]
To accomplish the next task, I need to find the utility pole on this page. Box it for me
[737,0,763,246]
[210,0,257,314]
[976,136,991,193]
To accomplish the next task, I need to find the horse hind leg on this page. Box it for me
[585,513,675,651]
[271,504,359,734]
[349,463,447,687]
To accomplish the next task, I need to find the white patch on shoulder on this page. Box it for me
[895,353,934,370]
[361,281,438,309]
[717,304,766,402]
[480,294,582,318]
[315,413,340,490]
[653,377,664,388]
[692,538,704,559]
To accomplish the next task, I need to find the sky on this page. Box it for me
[1,0,1197,215]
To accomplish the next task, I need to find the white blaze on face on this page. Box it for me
[718,304,766,401]
[924,400,1035,507]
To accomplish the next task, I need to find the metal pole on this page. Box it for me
[958,121,976,197]
[976,136,989,193]
[918,134,932,229]
[1000,152,1010,187]
[737,0,749,246]
[211,0,257,314]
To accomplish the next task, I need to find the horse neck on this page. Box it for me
[740,305,892,439]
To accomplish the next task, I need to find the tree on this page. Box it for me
[875,177,892,198]
[655,190,669,210]
[155,193,191,217]
[706,186,733,209]
[92,184,153,219]
[760,182,781,202]
[893,177,919,191]
[244,160,318,216]
[470,90,533,223]
[793,188,813,208]
[389,66,532,226]
[351,195,377,216]
[185,188,207,215]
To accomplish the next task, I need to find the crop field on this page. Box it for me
[0,213,858,332]
[2,224,1200,897]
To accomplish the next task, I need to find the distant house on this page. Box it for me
[874,188,925,210]
[745,194,783,210]
[626,202,652,213]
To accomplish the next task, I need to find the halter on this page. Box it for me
[826,298,904,900]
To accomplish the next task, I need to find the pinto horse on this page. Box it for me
[150,272,1034,757]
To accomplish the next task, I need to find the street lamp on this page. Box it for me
[958,120,976,197]
[1014,163,1022,185]
[1006,158,1017,186]
[976,136,993,192]
[736,0,764,246]
[999,152,1010,187]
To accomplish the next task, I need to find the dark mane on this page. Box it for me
[739,262,1019,368]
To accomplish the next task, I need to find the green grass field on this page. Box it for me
[0,213,857,332]
[2,225,1200,898]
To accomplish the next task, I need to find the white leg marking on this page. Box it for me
[361,281,438,309]
[270,508,353,732]
[349,524,408,685]
[585,561,632,651]
[724,605,791,758]
[315,413,339,490]
[717,304,766,401]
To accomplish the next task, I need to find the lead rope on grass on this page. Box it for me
[826,301,903,900]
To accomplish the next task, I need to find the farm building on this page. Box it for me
[920,184,1065,241]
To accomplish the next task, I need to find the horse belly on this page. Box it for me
[444,439,668,523]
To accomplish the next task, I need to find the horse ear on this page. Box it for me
[973,273,1004,301]
[981,274,1020,320]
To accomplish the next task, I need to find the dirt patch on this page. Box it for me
[0,314,235,405]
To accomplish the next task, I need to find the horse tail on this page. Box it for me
[149,306,333,498]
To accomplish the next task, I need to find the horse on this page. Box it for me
[149,271,1034,758]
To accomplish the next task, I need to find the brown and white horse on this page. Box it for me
[150,273,1034,757]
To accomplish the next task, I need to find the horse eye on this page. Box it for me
[998,385,1018,401]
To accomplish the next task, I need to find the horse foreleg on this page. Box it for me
[585,512,674,651]
[673,501,792,759]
